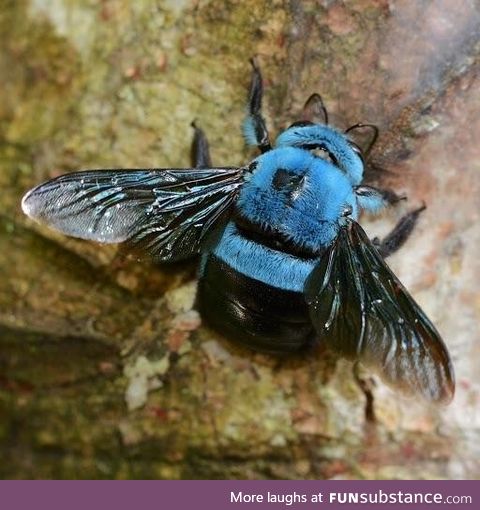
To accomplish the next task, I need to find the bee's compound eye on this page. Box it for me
[341,204,353,217]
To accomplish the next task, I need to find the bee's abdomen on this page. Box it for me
[197,254,314,353]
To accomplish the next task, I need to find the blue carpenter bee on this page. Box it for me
[22,59,454,403]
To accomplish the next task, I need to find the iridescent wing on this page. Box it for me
[305,220,455,403]
[22,167,245,262]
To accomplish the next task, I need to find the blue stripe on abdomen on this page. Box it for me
[211,222,316,292]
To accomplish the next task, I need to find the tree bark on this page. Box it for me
[1,0,479,479]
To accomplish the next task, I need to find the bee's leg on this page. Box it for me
[373,204,426,258]
[190,121,212,168]
[353,362,376,423]
[355,185,406,214]
[242,57,272,153]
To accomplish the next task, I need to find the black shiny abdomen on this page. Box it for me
[196,254,315,353]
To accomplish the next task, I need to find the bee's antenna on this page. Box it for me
[345,123,379,156]
[302,93,329,125]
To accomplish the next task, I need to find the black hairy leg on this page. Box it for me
[246,57,271,153]
[373,204,426,258]
[355,185,406,207]
[353,362,376,424]
[190,121,212,168]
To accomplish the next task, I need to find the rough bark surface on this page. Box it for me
[1,0,479,479]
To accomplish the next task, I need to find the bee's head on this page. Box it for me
[275,122,365,186]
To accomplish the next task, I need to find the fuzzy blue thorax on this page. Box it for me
[235,147,358,254]
[275,124,364,185]
[207,145,360,292]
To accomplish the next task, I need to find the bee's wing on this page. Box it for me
[22,167,245,262]
[305,220,455,403]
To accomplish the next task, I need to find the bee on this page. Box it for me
[22,59,454,403]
